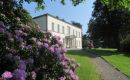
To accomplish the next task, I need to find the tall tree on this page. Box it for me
[88,0,130,49]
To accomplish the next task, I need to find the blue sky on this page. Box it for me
[23,0,95,34]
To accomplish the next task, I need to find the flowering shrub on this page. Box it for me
[0,20,80,80]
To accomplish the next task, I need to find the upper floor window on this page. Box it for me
[62,26,64,34]
[57,24,60,33]
[79,32,80,37]
[52,22,54,31]
[67,26,70,35]
[80,32,81,37]
[73,29,74,35]
[76,31,77,37]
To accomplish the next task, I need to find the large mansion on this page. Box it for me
[33,14,82,49]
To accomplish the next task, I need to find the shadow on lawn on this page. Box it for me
[67,49,130,58]
[67,49,98,58]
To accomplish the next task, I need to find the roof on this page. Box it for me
[33,13,82,29]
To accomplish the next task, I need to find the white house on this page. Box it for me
[33,14,82,49]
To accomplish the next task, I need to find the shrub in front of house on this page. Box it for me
[0,20,80,80]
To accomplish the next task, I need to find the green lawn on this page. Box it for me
[67,50,101,80]
[91,48,130,77]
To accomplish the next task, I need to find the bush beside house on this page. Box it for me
[0,0,79,80]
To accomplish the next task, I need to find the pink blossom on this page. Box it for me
[63,69,69,73]
[69,69,74,75]
[23,32,28,36]
[47,40,51,44]
[36,41,43,46]
[70,59,76,63]
[49,46,55,53]
[54,35,61,41]
[19,42,25,49]
[2,71,13,79]
[61,47,67,53]
[61,61,67,66]
[59,76,66,80]
[32,37,36,42]
[15,30,20,36]
[58,41,63,46]
[44,39,47,42]
[0,27,5,32]
[76,63,80,67]
[75,75,79,80]
[70,74,79,80]
[71,64,76,68]
[44,43,49,48]
[31,71,36,79]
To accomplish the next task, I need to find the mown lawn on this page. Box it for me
[91,48,130,77]
[67,50,101,80]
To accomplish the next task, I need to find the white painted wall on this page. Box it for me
[34,16,47,31]
[47,15,82,49]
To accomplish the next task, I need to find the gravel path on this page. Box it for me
[86,50,130,80]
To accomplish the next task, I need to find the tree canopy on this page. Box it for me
[88,0,130,52]
[14,0,130,10]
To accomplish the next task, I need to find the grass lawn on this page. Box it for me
[91,48,130,77]
[67,50,101,80]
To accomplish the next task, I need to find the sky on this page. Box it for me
[23,0,95,34]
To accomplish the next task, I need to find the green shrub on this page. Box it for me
[120,34,130,53]
[0,20,79,80]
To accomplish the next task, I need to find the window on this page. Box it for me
[52,22,54,31]
[76,31,77,37]
[79,32,80,37]
[62,26,64,34]
[57,24,60,33]
[67,26,70,35]
[73,29,74,35]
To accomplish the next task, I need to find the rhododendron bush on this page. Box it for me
[0,20,80,80]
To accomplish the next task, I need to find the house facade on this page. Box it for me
[33,14,82,49]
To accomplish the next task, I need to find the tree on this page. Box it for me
[88,0,130,50]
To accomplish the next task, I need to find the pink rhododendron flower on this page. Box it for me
[36,41,43,46]
[76,63,80,67]
[47,40,51,44]
[15,30,20,36]
[49,46,55,53]
[71,64,76,68]
[31,37,36,42]
[70,59,76,63]
[44,43,49,48]
[2,71,13,79]
[31,71,36,79]
[59,76,66,80]
[61,61,67,66]
[54,35,61,41]
[26,45,32,49]
[69,70,74,75]
[43,39,47,42]
[19,42,25,49]
[23,32,28,36]
[63,69,69,73]
[61,47,67,53]
[58,40,63,46]
[0,27,5,32]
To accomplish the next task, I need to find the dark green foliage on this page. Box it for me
[120,35,130,53]
[82,34,89,48]
[102,0,130,10]
[88,0,130,50]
